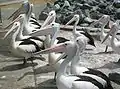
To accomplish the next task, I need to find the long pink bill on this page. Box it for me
[8,5,24,20]
[4,15,21,29]
[102,23,118,44]
[3,22,20,39]
[29,25,54,36]
[34,43,65,55]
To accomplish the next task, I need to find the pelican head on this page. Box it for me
[30,22,60,45]
[34,41,76,63]
[102,23,119,44]
[90,15,110,27]
[65,14,79,25]
[98,15,110,25]
[5,14,25,29]
[34,38,82,63]
[3,22,20,39]
[8,1,30,20]
[41,10,56,28]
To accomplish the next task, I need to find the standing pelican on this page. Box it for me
[90,15,118,52]
[3,22,46,64]
[102,22,120,54]
[34,38,113,89]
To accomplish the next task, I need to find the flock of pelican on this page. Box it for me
[2,1,120,89]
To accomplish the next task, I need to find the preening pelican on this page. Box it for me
[3,22,45,64]
[34,38,113,89]
[102,22,120,54]
[90,15,118,52]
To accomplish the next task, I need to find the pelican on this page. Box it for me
[4,16,63,62]
[34,38,113,89]
[4,14,44,51]
[90,15,118,52]
[65,14,95,47]
[5,3,36,35]
[3,22,46,64]
[102,22,120,54]
[38,25,95,81]
[7,0,30,21]
[7,0,56,35]
[65,14,84,39]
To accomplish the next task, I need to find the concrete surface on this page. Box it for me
[0,29,120,89]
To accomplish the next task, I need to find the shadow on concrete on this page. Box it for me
[0,58,24,62]
[95,51,114,55]
[17,64,54,81]
[0,62,38,71]
[94,60,120,70]
[109,72,120,85]
[0,56,46,63]
[22,79,57,89]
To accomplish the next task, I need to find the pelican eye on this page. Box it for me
[19,15,22,18]
[76,40,79,42]
[15,23,17,25]
[64,43,67,46]
[50,13,53,16]
[75,15,77,17]
[52,23,54,26]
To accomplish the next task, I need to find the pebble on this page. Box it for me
[0,75,6,79]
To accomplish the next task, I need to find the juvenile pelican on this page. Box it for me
[35,38,113,89]
[90,15,118,52]
[3,22,46,64]
[102,22,120,54]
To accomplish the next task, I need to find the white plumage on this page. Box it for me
[102,22,120,54]
[90,15,118,52]
[3,22,42,64]
[34,38,113,89]
[65,14,84,39]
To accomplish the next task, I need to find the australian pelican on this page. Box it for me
[7,0,56,35]
[65,14,95,47]
[34,38,113,89]
[102,22,120,54]
[3,22,46,64]
[65,14,85,39]
[90,15,118,52]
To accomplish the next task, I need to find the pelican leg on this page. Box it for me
[30,57,37,88]
[39,55,46,61]
[54,72,57,82]
[117,58,120,63]
[105,45,108,52]
[23,58,27,65]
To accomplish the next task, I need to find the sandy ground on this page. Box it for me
[0,29,120,89]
